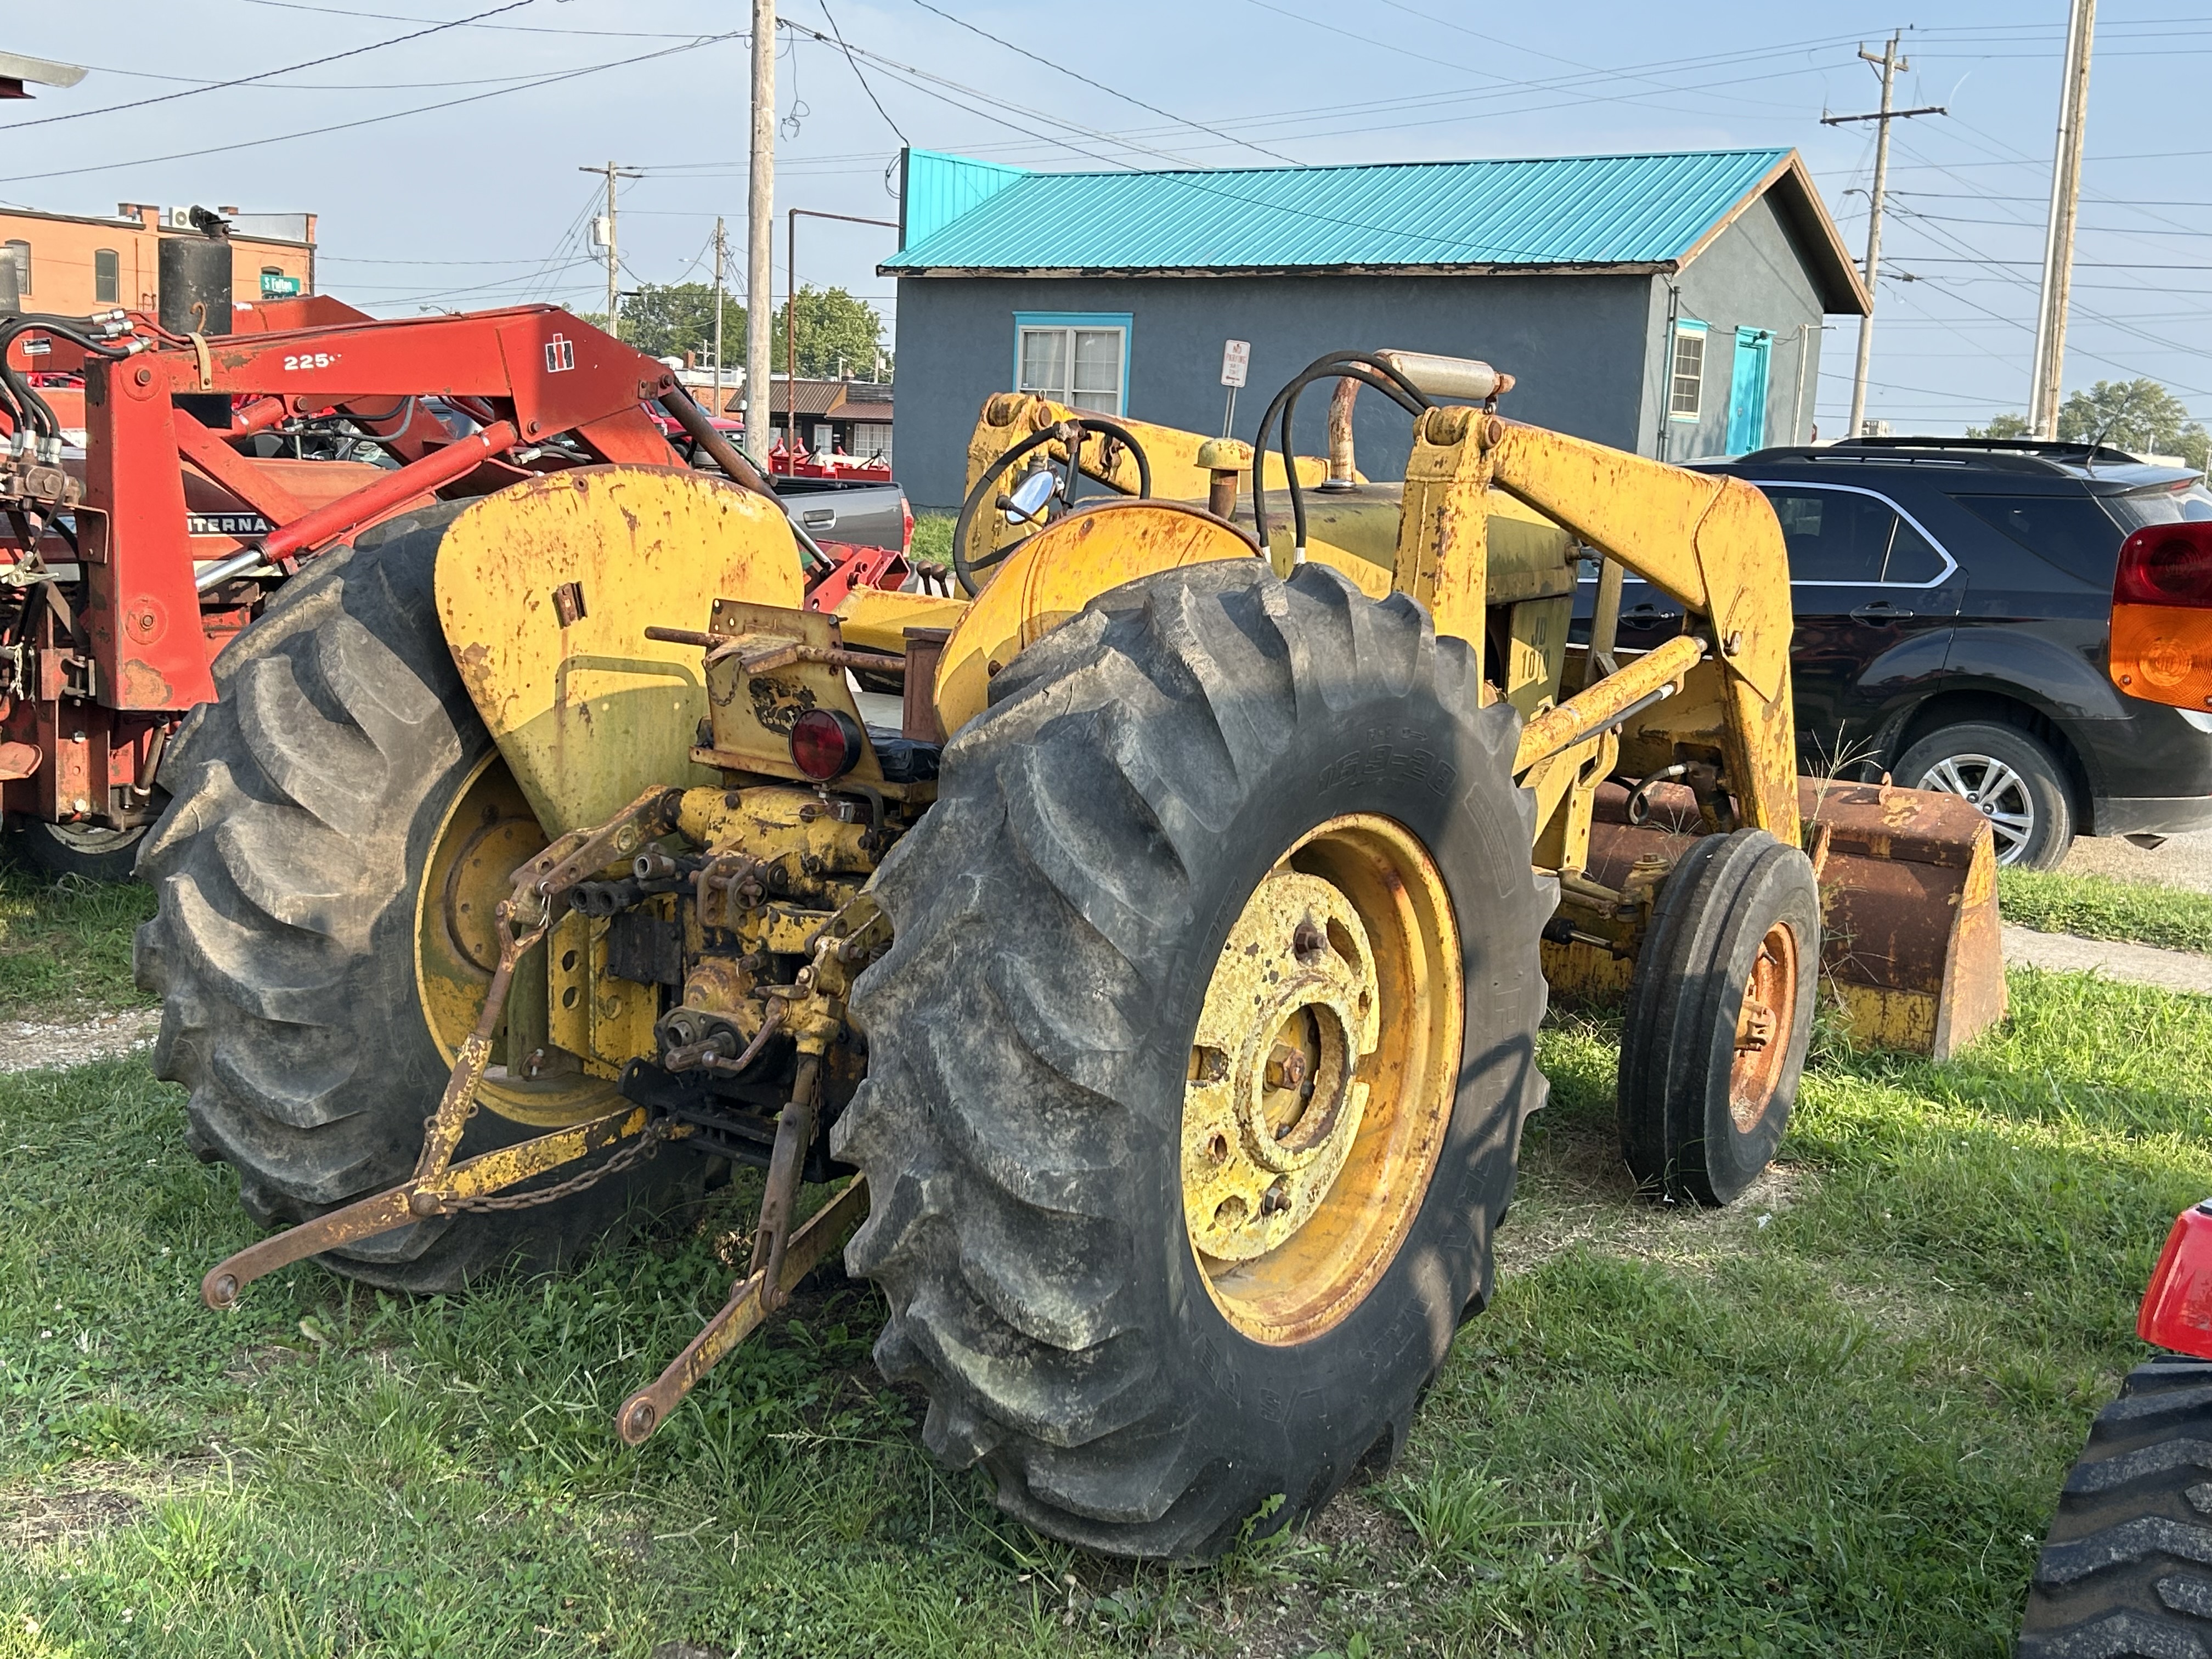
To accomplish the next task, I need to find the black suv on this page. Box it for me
[1581,437,2212,868]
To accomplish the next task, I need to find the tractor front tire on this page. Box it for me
[133,508,697,1293]
[9,819,149,884]
[1616,828,1819,1207]
[834,560,1553,1559]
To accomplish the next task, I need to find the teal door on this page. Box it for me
[1726,328,1773,453]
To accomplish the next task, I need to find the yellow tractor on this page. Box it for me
[138,349,2000,1560]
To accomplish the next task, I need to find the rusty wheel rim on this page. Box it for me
[1181,814,1463,1346]
[1728,921,1798,1133]
[414,751,617,1128]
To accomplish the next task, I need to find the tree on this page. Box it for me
[1967,412,2032,439]
[590,282,747,365]
[772,285,886,379]
[2057,378,2210,470]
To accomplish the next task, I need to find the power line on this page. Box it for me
[239,0,723,38]
[3,0,537,130]
[817,0,908,146]
[904,0,1302,164]
[0,29,744,184]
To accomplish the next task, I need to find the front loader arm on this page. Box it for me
[1396,405,1799,842]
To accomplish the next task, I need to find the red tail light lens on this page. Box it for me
[901,497,915,556]
[2117,521,2212,609]
[2140,1201,2212,1359]
[789,707,864,781]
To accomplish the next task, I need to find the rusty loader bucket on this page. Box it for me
[1544,777,2006,1060]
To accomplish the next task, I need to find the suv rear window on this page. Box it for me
[1948,493,2131,586]
[2106,479,2212,532]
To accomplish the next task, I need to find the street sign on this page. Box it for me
[1221,339,1250,388]
[259,272,302,298]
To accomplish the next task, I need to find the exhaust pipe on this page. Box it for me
[1324,351,1519,490]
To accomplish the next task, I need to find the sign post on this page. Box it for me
[1220,338,1249,437]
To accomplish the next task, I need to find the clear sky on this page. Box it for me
[5,2,2206,437]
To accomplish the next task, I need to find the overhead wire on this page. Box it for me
[3,0,538,130]
[902,0,1302,163]
[0,28,748,184]
[819,0,909,146]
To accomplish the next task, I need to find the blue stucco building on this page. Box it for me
[881,146,1870,509]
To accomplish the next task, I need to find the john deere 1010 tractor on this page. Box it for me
[137,349,2000,1558]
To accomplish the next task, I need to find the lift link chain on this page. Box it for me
[445,1120,671,1214]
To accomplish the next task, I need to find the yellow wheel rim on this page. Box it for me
[1729,921,1797,1134]
[1182,814,1464,1346]
[414,751,617,1128]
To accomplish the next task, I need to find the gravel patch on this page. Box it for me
[2062,830,2212,894]
[0,1005,159,1074]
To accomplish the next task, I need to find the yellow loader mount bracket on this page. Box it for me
[160,349,2001,1564]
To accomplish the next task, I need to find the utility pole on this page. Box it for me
[712,215,727,417]
[745,0,775,466]
[2030,0,2097,439]
[580,160,641,338]
[1822,35,1944,439]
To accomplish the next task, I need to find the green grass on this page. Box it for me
[910,510,953,567]
[0,865,155,1019]
[1999,866,2212,956]
[3,895,2205,1655]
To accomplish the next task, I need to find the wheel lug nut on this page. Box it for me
[1293,921,1324,960]
[1265,1043,1309,1090]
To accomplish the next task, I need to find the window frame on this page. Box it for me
[93,247,120,305]
[1668,319,1707,422]
[1746,479,1960,589]
[1012,311,1132,416]
[3,239,29,296]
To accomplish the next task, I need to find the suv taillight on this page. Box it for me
[2117,521,2212,609]
[2112,521,2212,707]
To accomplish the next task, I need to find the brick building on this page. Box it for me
[0,204,315,316]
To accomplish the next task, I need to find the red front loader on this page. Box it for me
[0,295,893,877]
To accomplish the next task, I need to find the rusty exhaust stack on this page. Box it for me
[1325,351,1519,490]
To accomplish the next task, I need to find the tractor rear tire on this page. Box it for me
[1616,828,1819,1207]
[133,506,698,1293]
[834,560,1553,1560]
[2019,1356,2212,1657]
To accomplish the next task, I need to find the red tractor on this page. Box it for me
[0,291,897,878]
[2019,509,2212,1654]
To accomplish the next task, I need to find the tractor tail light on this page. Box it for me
[789,707,864,781]
[2140,1201,2212,1359]
[2116,521,2212,609]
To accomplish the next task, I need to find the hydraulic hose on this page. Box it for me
[1248,351,1430,561]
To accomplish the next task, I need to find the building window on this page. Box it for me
[3,240,29,297]
[1668,320,1707,421]
[93,249,120,305]
[1013,312,1130,415]
[849,422,892,464]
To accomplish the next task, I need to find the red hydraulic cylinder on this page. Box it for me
[259,420,518,563]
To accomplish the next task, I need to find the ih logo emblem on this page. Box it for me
[545,334,575,374]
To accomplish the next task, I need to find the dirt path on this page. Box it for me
[0,1006,159,1074]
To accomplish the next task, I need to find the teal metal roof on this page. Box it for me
[884,148,1868,311]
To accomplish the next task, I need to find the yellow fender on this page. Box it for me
[933,501,1258,736]
[433,465,803,834]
